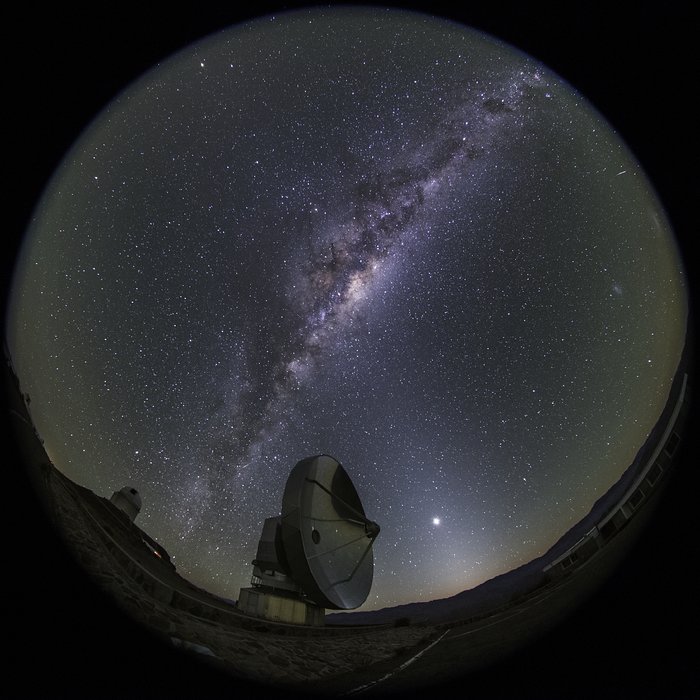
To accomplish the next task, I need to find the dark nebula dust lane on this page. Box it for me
[225,67,546,479]
[7,8,687,608]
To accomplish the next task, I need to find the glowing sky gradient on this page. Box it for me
[7,8,687,610]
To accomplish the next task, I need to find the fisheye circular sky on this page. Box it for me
[7,6,686,610]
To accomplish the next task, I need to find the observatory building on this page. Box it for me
[238,454,380,626]
[543,371,688,581]
[110,486,142,522]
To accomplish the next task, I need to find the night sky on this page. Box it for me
[7,7,687,610]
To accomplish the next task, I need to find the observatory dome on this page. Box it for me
[110,486,142,521]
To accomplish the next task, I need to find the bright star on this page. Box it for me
[432,517,441,526]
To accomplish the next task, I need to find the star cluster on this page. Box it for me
[7,8,686,609]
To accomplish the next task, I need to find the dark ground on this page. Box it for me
[4,3,698,699]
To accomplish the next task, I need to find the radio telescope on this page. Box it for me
[237,454,380,625]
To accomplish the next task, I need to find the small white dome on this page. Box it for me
[119,486,142,509]
[110,486,142,521]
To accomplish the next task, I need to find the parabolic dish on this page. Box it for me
[280,455,379,610]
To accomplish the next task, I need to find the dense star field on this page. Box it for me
[7,8,686,609]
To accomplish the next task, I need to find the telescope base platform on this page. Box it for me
[237,587,325,626]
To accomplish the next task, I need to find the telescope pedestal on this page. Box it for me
[237,587,324,626]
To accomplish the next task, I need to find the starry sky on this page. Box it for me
[6,7,687,610]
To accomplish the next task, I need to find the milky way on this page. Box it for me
[7,8,687,609]
[226,66,542,484]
